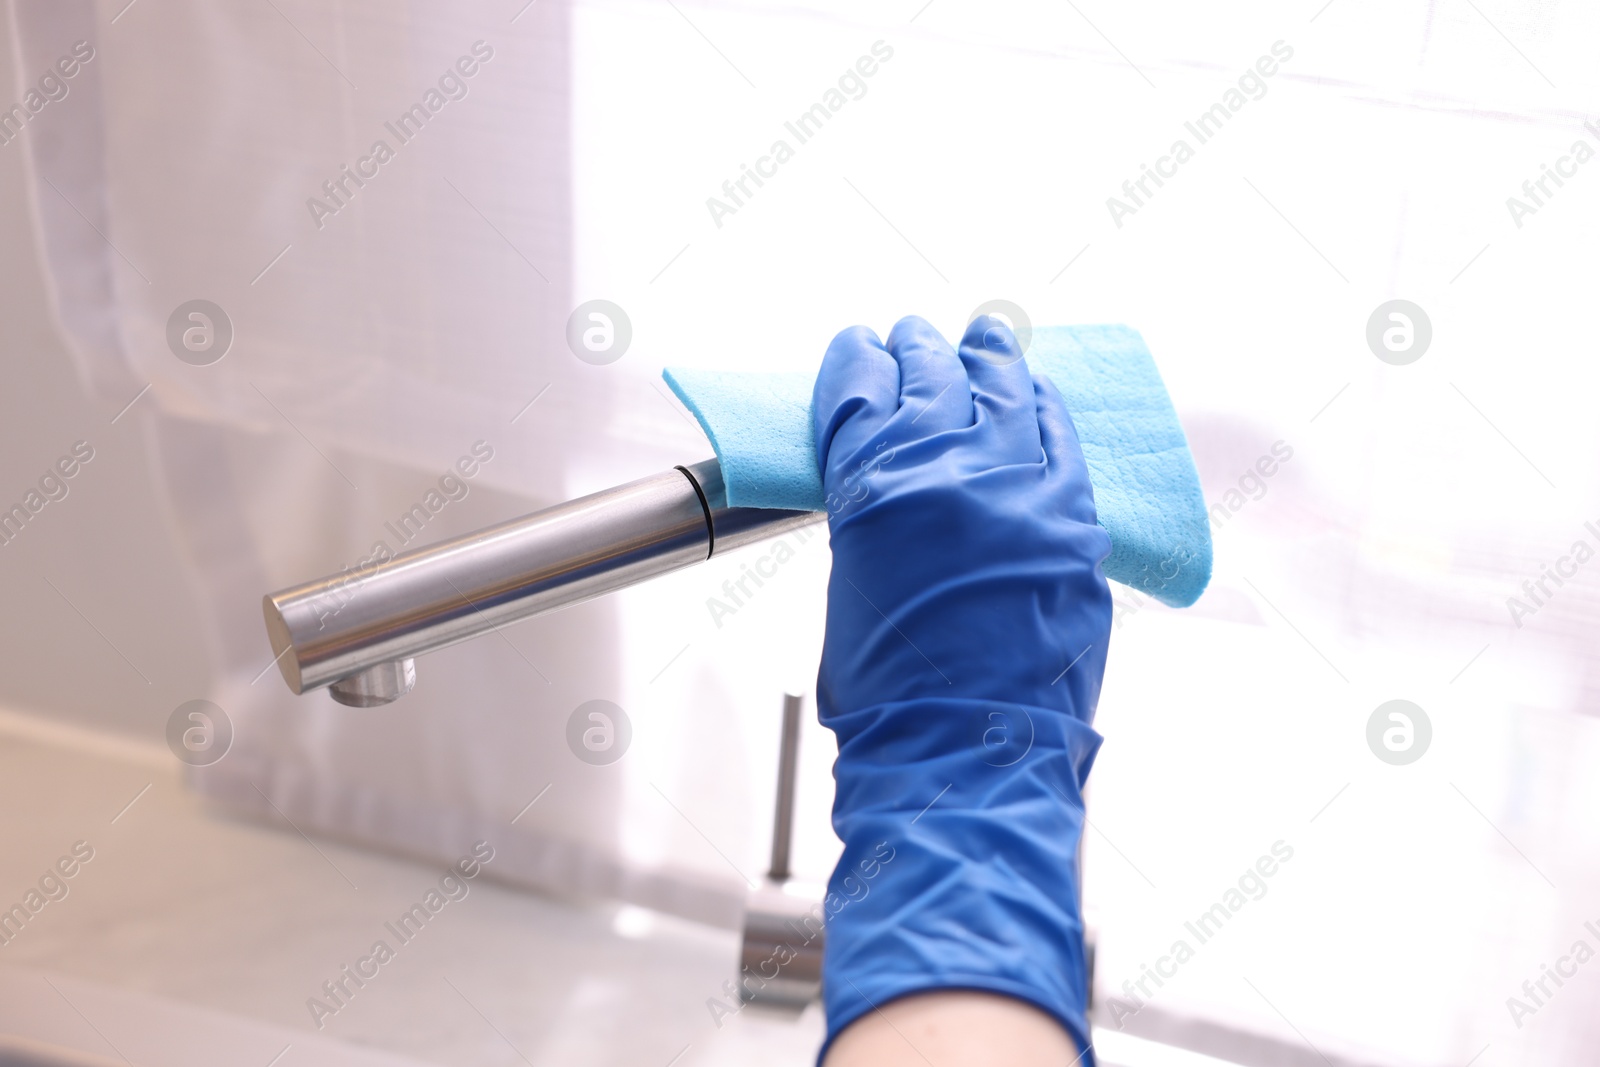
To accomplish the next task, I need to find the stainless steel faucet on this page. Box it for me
[262,458,823,706]
[739,691,825,1009]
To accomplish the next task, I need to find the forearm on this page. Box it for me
[824,990,1085,1067]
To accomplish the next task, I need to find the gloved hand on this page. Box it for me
[813,315,1113,1062]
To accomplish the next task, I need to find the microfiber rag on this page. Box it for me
[663,324,1211,607]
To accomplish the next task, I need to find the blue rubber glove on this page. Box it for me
[813,315,1112,1063]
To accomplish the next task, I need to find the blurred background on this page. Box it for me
[1,0,1597,1064]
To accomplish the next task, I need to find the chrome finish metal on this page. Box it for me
[328,659,416,707]
[767,692,803,881]
[739,879,825,1009]
[680,458,823,554]
[264,458,824,699]
[739,691,824,1010]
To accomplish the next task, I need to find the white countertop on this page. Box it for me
[0,712,825,1067]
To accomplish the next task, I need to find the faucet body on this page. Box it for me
[263,458,822,705]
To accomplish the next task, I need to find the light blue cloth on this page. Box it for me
[663,324,1212,607]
